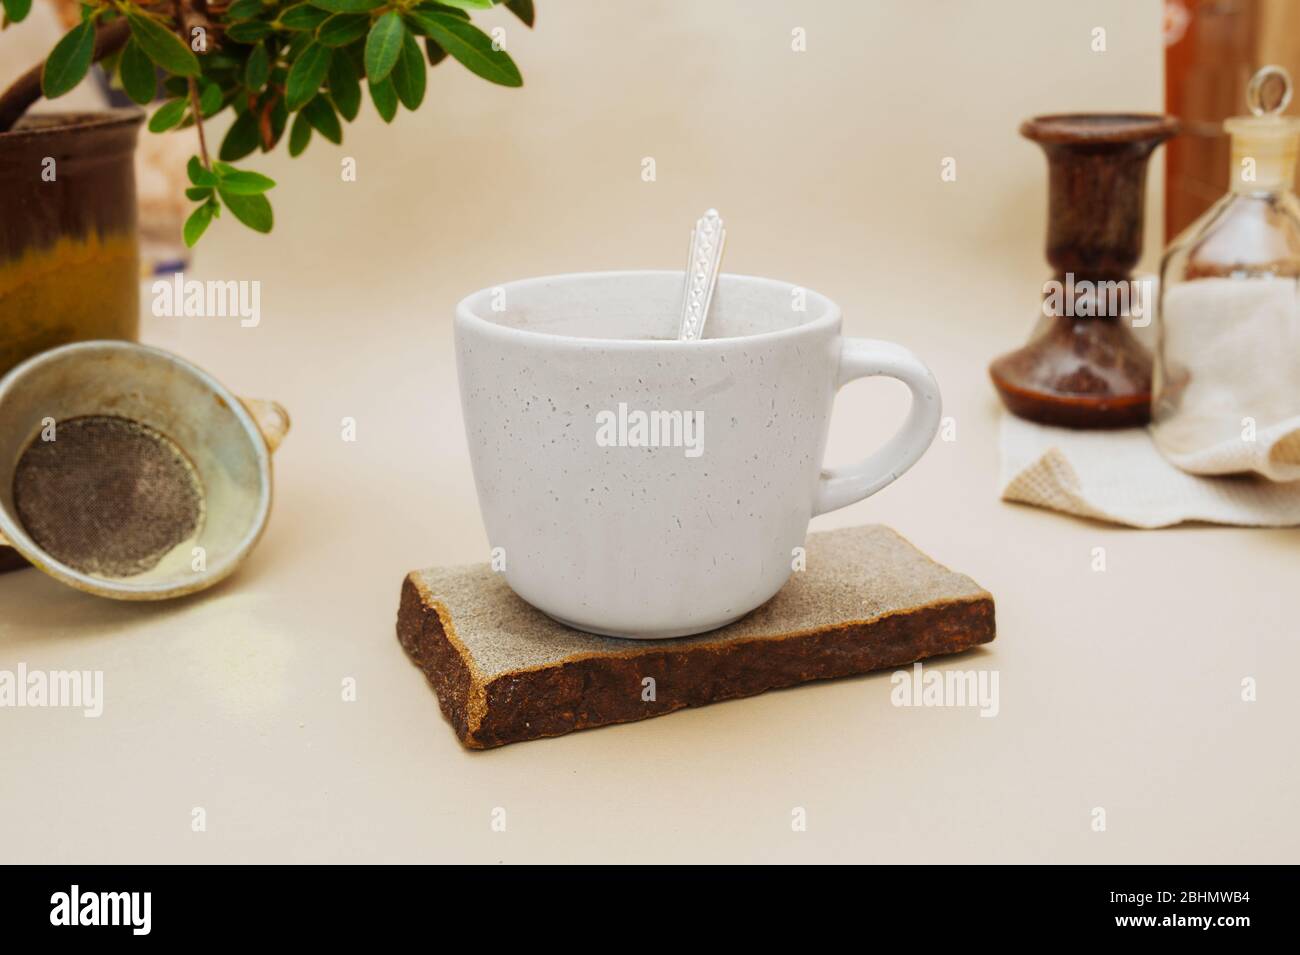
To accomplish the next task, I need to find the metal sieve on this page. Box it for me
[0,340,288,600]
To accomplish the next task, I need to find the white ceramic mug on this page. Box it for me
[455,271,941,638]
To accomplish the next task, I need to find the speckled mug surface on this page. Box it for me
[455,271,941,638]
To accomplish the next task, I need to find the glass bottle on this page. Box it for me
[1153,66,1300,478]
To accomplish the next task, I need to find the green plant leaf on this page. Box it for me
[409,2,467,28]
[2,0,34,25]
[279,3,329,30]
[311,0,383,12]
[302,96,342,143]
[218,189,274,233]
[205,51,243,71]
[226,0,265,20]
[288,111,313,156]
[424,38,447,66]
[434,0,494,9]
[368,75,397,122]
[365,12,404,84]
[213,163,277,195]
[404,11,520,86]
[183,200,216,247]
[264,96,289,150]
[244,42,270,89]
[226,21,271,43]
[147,97,188,132]
[285,41,332,111]
[198,81,223,116]
[327,54,361,121]
[186,155,219,187]
[505,0,534,27]
[127,12,201,77]
[316,12,369,47]
[42,21,95,99]
[102,47,126,80]
[220,109,262,160]
[391,29,426,111]
[118,37,158,105]
[185,186,213,201]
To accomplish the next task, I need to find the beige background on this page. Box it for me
[3,0,1296,863]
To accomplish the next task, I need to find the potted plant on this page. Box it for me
[0,0,532,376]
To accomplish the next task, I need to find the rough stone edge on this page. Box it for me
[397,574,488,745]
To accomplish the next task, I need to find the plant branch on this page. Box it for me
[188,79,211,168]
[173,0,213,170]
[0,18,132,134]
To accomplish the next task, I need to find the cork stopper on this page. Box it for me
[1226,65,1300,193]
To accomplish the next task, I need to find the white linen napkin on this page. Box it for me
[999,414,1300,528]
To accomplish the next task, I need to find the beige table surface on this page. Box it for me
[2,0,1296,863]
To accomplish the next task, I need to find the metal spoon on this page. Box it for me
[677,208,726,341]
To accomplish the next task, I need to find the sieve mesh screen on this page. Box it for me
[12,415,205,578]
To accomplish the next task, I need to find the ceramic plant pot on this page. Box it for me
[0,109,144,379]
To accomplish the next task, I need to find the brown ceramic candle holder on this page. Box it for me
[990,113,1179,428]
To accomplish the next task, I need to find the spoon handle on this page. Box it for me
[677,209,726,341]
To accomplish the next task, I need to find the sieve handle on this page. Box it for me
[240,397,291,453]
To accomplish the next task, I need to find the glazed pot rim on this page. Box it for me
[0,107,145,142]
[1021,112,1180,145]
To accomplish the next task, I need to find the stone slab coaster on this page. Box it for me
[396,525,996,749]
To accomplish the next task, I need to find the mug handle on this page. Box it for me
[812,338,942,516]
